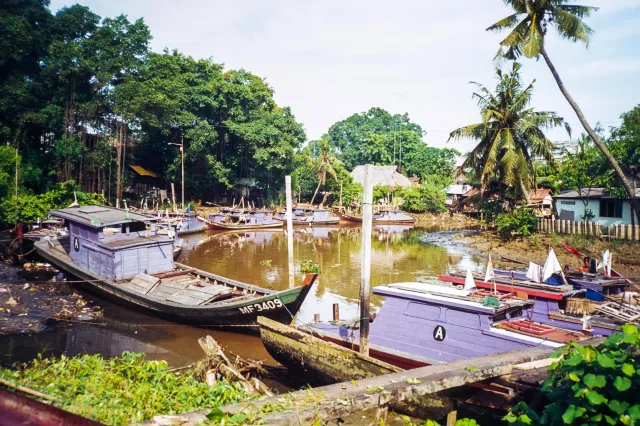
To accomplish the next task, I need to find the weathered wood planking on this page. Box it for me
[259,316,400,384]
[165,286,230,306]
[218,335,605,425]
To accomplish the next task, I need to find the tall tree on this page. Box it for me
[310,137,338,205]
[449,62,569,203]
[487,0,640,220]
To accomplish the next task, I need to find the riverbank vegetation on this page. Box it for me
[0,351,251,425]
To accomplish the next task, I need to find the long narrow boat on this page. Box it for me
[202,210,283,230]
[492,267,628,293]
[274,207,340,226]
[340,210,415,224]
[259,282,592,379]
[34,206,314,327]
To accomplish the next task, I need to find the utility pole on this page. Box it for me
[168,133,185,209]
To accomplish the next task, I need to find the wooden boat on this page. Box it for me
[157,211,207,235]
[34,206,315,327]
[274,207,340,226]
[438,274,624,336]
[203,210,283,230]
[340,209,415,224]
[173,238,184,259]
[258,316,400,385]
[492,267,628,293]
[259,282,591,379]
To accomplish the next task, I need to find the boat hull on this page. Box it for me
[206,221,283,230]
[35,241,313,328]
[340,214,415,224]
[258,317,401,385]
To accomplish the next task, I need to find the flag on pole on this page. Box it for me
[542,248,562,282]
[464,268,476,290]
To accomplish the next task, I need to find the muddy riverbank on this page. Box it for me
[0,261,103,336]
[450,231,640,279]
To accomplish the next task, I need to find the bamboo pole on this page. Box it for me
[171,183,177,212]
[359,164,373,356]
[285,176,295,289]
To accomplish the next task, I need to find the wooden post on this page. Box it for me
[359,164,374,356]
[333,303,340,321]
[313,313,320,323]
[627,224,632,241]
[171,182,177,212]
[339,180,343,208]
[285,176,295,289]
[181,132,185,209]
[446,406,458,426]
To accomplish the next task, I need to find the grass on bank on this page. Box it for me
[0,351,251,425]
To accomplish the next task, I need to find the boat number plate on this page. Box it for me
[433,325,446,342]
[73,237,80,252]
[239,299,284,314]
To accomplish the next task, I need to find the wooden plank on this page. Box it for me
[185,284,231,297]
[157,336,601,425]
[153,268,196,279]
[166,288,221,306]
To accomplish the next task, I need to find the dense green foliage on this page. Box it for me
[0,181,104,225]
[505,324,640,426]
[0,352,249,425]
[496,207,538,239]
[325,107,458,181]
[0,0,305,210]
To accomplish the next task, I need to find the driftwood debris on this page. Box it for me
[195,335,273,397]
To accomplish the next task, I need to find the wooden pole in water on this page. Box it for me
[171,183,177,212]
[285,176,295,289]
[359,164,373,356]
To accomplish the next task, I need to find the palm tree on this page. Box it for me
[487,0,640,220]
[310,136,338,205]
[449,62,570,204]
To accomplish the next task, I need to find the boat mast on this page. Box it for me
[359,164,373,355]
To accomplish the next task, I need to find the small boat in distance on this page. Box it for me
[275,207,340,226]
[340,209,415,224]
[35,206,314,327]
[203,209,283,230]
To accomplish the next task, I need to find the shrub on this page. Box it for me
[495,208,538,239]
[504,324,640,426]
[397,183,447,213]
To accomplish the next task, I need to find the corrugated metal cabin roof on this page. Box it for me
[49,205,157,228]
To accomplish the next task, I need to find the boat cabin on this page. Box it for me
[372,210,415,223]
[49,206,174,280]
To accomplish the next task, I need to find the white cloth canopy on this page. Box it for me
[464,268,476,290]
[542,249,562,282]
[526,262,542,283]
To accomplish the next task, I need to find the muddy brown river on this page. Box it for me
[1,225,482,375]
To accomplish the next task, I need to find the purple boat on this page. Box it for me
[306,282,590,368]
[275,207,340,225]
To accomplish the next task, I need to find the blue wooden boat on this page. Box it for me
[275,207,340,225]
[261,282,590,375]
[34,206,314,327]
[158,211,207,236]
[205,209,283,230]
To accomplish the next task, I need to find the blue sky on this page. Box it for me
[49,0,640,154]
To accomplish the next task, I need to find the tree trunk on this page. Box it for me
[519,179,532,204]
[310,180,322,206]
[540,45,640,223]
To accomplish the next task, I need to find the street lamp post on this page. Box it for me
[168,134,184,209]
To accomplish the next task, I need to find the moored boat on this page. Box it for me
[34,206,315,327]
[259,281,591,377]
[340,209,415,224]
[158,211,208,235]
[275,207,340,226]
[204,209,283,230]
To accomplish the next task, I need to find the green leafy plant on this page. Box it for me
[0,352,250,425]
[300,260,321,274]
[504,324,640,425]
[259,259,272,266]
[495,208,538,240]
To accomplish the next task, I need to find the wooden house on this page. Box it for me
[49,206,173,280]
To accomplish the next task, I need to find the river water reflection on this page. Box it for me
[1,225,482,371]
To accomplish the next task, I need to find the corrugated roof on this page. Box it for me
[49,205,158,228]
[130,165,159,178]
[446,184,473,195]
[350,165,412,188]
